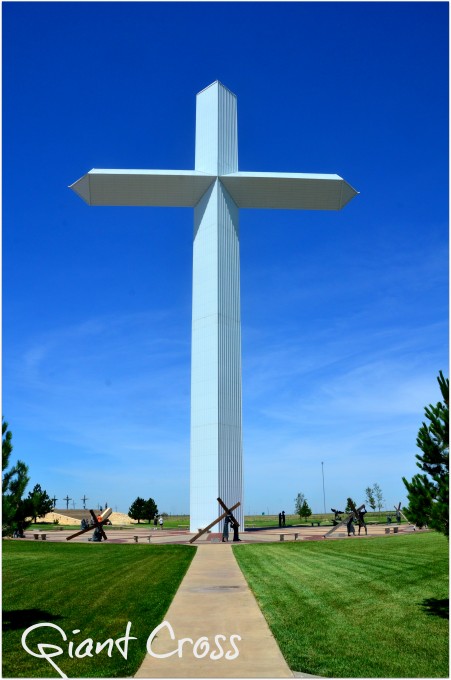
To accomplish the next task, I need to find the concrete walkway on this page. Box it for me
[135,543,293,678]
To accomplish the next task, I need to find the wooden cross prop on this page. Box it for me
[217,497,240,528]
[189,499,241,544]
[324,501,365,538]
[394,502,411,524]
[66,508,112,541]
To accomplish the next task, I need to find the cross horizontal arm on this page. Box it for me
[70,170,216,207]
[220,171,358,210]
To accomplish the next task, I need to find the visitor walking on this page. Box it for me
[159,516,164,530]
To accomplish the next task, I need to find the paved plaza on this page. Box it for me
[25,522,416,545]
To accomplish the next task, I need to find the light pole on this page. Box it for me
[321,462,326,515]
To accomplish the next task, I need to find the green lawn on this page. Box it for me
[2,541,195,678]
[234,532,448,677]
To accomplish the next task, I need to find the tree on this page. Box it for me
[27,484,54,523]
[372,483,384,512]
[2,419,30,536]
[2,419,56,536]
[299,500,312,520]
[2,461,30,535]
[295,493,312,520]
[143,497,158,523]
[364,486,376,511]
[403,371,449,537]
[128,497,146,523]
[294,493,306,518]
[2,418,13,473]
[345,497,356,513]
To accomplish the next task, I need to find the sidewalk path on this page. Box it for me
[135,543,293,678]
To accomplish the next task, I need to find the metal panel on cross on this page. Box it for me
[70,170,215,207]
[221,172,357,210]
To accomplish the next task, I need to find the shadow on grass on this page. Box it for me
[419,598,449,619]
[3,609,63,631]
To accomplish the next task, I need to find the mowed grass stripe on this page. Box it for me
[3,542,195,678]
[233,533,448,678]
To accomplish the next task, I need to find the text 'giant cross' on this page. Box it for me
[70,81,358,532]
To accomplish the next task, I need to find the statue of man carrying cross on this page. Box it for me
[70,82,357,532]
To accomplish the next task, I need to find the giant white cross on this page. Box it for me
[70,81,357,532]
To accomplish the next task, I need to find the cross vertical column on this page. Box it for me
[194,81,238,175]
[190,82,243,532]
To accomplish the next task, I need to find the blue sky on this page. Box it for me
[3,2,448,516]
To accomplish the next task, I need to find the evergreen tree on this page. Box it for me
[2,418,13,474]
[403,371,449,537]
[294,492,306,518]
[2,419,31,535]
[27,484,54,523]
[2,461,31,535]
[364,486,376,511]
[143,497,159,523]
[2,419,56,535]
[299,500,312,519]
[128,497,146,523]
[345,497,356,513]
